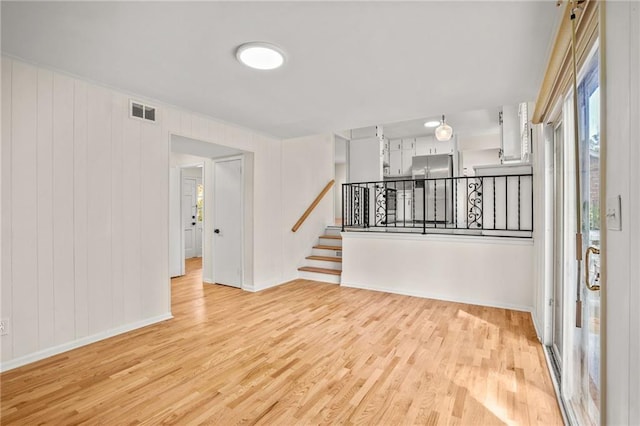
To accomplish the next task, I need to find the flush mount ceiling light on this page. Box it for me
[236,42,285,70]
[423,120,440,128]
[434,114,454,141]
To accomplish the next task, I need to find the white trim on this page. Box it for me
[340,281,533,313]
[0,313,173,373]
[340,231,534,246]
[247,278,288,293]
[531,310,543,342]
[542,346,571,426]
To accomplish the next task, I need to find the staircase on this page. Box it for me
[297,226,342,284]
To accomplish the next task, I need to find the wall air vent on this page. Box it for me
[129,100,157,123]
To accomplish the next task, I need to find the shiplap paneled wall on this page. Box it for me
[0,57,289,369]
[0,58,170,365]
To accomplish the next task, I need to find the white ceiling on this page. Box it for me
[1,2,560,139]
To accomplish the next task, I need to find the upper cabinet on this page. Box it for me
[501,102,532,162]
[386,138,415,176]
[415,136,455,156]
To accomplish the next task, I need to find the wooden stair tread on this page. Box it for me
[320,235,342,240]
[298,266,342,276]
[313,245,342,250]
[306,255,342,263]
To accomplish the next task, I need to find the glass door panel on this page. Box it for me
[566,49,601,426]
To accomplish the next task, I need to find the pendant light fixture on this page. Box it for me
[434,114,453,141]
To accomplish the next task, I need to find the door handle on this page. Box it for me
[192,222,196,226]
[214,229,220,234]
[585,246,601,291]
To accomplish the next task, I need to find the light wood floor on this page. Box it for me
[1,258,562,425]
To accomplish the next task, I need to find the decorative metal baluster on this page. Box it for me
[454,179,458,229]
[493,177,496,230]
[467,178,483,229]
[444,178,448,228]
[433,179,437,228]
[422,178,426,234]
[518,175,521,231]
[505,176,509,230]
[375,183,386,226]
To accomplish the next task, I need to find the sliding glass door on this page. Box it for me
[557,47,601,426]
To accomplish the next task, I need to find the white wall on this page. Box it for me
[281,134,334,282]
[341,233,534,311]
[461,148,501,175]
[0,58,171,368]
[1,57,333,370]
[348,136,381,183]
[334,162,346,219]
[604,3,640,424]
[457,131,501,151]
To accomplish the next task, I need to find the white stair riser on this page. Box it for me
[312,248,342,257]
[305,259,342,270]
[318,237,342,246]
[298,270,341,284]
[324,227,342,236]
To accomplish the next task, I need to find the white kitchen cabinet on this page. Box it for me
[416,135,455,155]
[396,190,413,222]
[415,136,432,156]
[435,139,455,154]
[389,138,402,151]
[401,138,415,151]
[386,138,415,177]
[501,104,521,160]
[389,150,402,176]
[401,148,414,175]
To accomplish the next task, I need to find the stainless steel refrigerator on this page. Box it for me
[412,154,453,223]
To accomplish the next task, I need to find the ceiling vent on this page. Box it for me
[129,100,157,123]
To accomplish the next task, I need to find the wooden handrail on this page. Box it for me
[291,180,335,232]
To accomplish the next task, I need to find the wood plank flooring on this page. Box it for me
[1,258,562,425]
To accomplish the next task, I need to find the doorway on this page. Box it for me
[169,134,249,289]
[182,167,203,260]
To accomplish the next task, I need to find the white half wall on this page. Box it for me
[341,233,534,312]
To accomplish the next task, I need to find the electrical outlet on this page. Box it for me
[0,318,9,336]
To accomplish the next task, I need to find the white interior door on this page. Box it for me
[169,167,184,277]
[183,177,197,259]
[213,158,242,288]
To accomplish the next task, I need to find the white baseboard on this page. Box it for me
[0,313,173,373]
[530,310,543,342]
[248,278,289,292]
[340,281,533,313]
